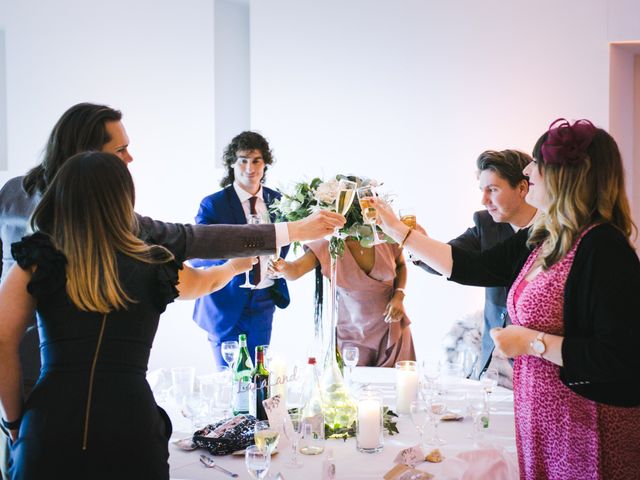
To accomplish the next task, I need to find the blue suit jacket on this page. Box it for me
[191,185,290,340]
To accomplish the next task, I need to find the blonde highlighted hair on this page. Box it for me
[31,152,173,313]
[528,127,636,269]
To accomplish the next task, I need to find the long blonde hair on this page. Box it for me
[528,123,636,269]
[31,152,173,313]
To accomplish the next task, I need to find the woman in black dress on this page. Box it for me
[0,152,254,479]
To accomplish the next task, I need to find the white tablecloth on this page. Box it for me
[168,367,517,479]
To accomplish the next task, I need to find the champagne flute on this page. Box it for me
[410,399,429,448]
[240,213,262,288]
[283,412,303,469]
[334,179,357,236]
[221,341,239,369]
[245,444,270,480]
[356,185,384,245]
[342,345,359,389]
[268,246,284,279]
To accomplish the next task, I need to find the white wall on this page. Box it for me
[0,0,220,373]
[250,0,640,366]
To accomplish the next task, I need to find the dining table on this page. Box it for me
[166,366,518,479]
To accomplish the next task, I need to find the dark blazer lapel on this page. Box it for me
[225,186,247,225]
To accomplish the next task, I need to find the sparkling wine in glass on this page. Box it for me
[342,345,359,389]
[399,207,417,230]
[245,444,270,480]
[334,179,357,236]
[240,213,262,288]
[254,420,280,457]
[357,186,384,245]
[268,246,283,279]
[221,341,239,369]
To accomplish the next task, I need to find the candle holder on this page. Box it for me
[395,360,419,415]
[356,389,383,453]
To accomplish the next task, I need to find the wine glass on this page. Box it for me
[240,213,262,288]
[356,185,384,245]
[245,444,271,480]
[334,179,357,236]
[399,207,418,262]
[254,420,280,457]
[410,399,429,448]
[268,246,284,279]
[420,360,441,397]
[342,345,359,389]
[221,341,239,369]
[465,390,488,442]
[425,390,447,445]
[283,412,303,469]
[480,367,499,408]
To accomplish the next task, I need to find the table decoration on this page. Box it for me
[270,174,394,435]
[356,389,384,453]
[395,361,419,414]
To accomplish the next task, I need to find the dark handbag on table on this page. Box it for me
[192,414,256,455]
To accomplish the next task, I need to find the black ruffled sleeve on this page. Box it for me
[154,259,182,313]
[11,232,67,298]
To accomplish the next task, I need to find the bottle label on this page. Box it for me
[234,379,251,413]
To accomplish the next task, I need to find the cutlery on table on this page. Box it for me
[199,454,239,477]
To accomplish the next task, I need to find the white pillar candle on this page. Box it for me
[357,398,382,449]
[395,361,418,414]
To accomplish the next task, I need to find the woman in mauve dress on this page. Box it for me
[373,119,640,479]
[270,237,415,367]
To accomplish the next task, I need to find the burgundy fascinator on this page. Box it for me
[541,118,597,166]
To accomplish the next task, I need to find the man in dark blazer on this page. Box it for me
[419,150,537,379]
[191,131,291,368]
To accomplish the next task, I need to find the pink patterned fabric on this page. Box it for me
[307,239,415,367]
[507,227,640,480]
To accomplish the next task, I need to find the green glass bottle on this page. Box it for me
[232,334,253,415]
[250,346,270,420]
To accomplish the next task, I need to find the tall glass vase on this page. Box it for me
[320,251,357,431]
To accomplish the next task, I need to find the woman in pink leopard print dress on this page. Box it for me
[373,119,640,479]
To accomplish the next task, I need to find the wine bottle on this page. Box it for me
[232,333,253,415]
[250,345,270,421]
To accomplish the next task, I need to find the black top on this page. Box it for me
[450,223,640,407]
[9,233,180,479]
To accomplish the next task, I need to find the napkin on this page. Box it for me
[456,448,519,480]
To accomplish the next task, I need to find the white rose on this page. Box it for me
[315,179,339,204]
[289,200,302,211]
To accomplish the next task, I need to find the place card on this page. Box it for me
[383,464,433,480]
[394,445,426,468]
[262,394,293,448]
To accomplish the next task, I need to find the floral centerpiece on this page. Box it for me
[269,175,391,258]
[270,174,396,437]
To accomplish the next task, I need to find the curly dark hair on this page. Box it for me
[219,131,274,187]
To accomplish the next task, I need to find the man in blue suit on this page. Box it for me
[191,131,290,368]
[419,150,537,380]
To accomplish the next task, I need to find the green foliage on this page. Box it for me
[324,407,399,441]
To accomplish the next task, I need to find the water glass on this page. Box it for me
[245,445,270,480]
[409,399,429,448]
[170,366,195,406]
[480,367,499,408]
